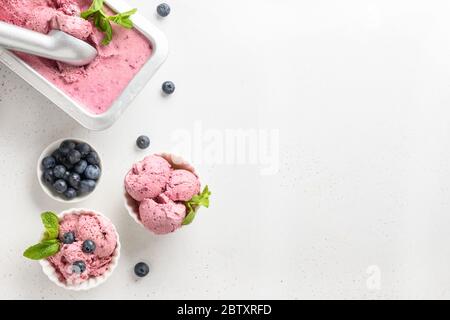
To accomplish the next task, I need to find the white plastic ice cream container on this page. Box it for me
[0,0,168,131]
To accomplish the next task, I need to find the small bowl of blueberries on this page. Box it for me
[38,138,102,203]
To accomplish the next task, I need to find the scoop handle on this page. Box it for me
[0,21,97,66]
[0,21,54,57]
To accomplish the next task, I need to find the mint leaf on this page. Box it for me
[117,8,137,19]
[110,16,133,29]
[41,212,59,240]
[81,9,96,19]
[80,0,103,19]
[182,186,211,225]
[23,240,60,260]
[109,9,137,29]
[101,19,113,45]
[81,1,136,45]
[190,186,211,208]
[92,0,104,11]
[182,208,197,226]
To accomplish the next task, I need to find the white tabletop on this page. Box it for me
[1,0,450,299]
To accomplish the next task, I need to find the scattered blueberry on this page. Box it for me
[53,179,68,194]
[43,169,55,184]
[136,135,150,149]
[42,156,56,170]
[86,151,100,165]
[79,179,96,194]
[157,3,171,17]
[134,262,150,277]
[162,81,175,95]
[75,143,91,157]
[84,165,101,180]
[62,231,75,244]
[68,172,81,188]
[72,261,86,273]
[73,159,88,175]
[67,149,81,165]
[82,240,96,253]
[53,165,66,179]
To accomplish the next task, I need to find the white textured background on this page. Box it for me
[2,0,450,299]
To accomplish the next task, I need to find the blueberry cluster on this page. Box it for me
[41,140,101,200]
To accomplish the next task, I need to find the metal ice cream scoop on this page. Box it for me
[0,21,97,67]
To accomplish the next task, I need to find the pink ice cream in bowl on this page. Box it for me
[124,153,211,235]
[0,0,168,130]
[23,209,120,290]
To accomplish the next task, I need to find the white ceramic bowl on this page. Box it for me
[124,153,201,230]
[37,138,102,203]
[39,208,121,291]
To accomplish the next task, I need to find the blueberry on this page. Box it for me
[58,142,73,156]
[84,165,101,180]
[82,240,96,253]
[134,262,149,277]
[58,147,70,156]
[162,81,175,95]
[72,261,86,273]
[52,150,64,163]
[157,3,171,17]
[53,179,68,194]
[79,179,96,194]
[60,140,76,151]
[41,156,56,170]
[75,143,91,157]
[62,231,75,244]
[67,149,81,165]
[68,172,81,188]
[63,171,71,181]
[86,151,100,165]
[73,160,88,175]
[61,157,74,170]
[53,165,66,179]
[43,169,55,184]
[64,188,77,199]
[136,135,150,149]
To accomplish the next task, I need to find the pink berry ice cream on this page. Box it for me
[48,211,118,285]
[139,194,187,235]
[165,169,201,201]
[0,0,152,114]
[124,155,171,201]
[125,155,206,235]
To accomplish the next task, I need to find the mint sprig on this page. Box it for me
[23,212,61,260]
[81,0,137,45]
[182,186,211,226]
[41,211,59,240]
[23,240,60,260]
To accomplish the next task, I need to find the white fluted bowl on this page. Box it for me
[39,208,120,291]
